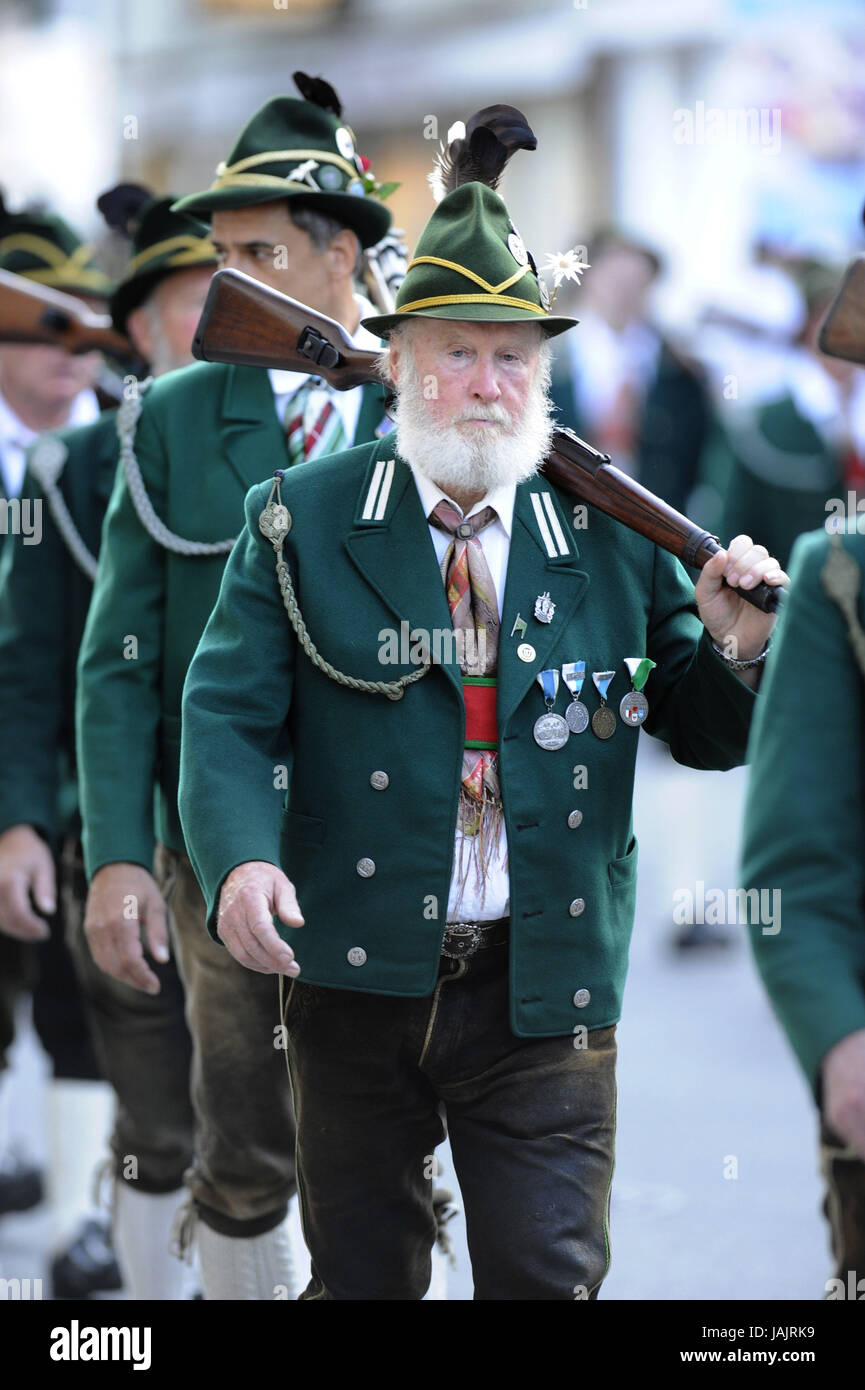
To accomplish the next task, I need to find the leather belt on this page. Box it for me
[441,918,509,960]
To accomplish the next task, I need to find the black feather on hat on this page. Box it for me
[292,70,342,117]
[97,183,154,237]
[429,105,537,203]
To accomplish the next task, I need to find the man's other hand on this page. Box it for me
[84,863,170,994]
[217,861,303,976]
[822,1028,865,1162]
[0,824,56,941]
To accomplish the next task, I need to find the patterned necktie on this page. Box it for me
[429,499,503,901]
[284,379,347,467]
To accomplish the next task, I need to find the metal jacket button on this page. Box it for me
[573,988,591,1008]
[567,810,583,829]
[356,858,376,877]
[369,771,389,790]
[569,898,585,917]
[347,947,367,967]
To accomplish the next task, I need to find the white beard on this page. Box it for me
[390,343,555,499]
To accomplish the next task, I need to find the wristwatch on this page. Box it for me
[710,637,771,670]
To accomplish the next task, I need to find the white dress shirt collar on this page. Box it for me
[410,468,516,538]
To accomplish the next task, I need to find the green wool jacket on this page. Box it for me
[742,526,865,1091]
[0,410,118,844]
[76,360,387,878]
[179,436,758,1039]
[719,394,843,573]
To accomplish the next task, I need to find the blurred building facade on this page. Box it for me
[1,0,863,341]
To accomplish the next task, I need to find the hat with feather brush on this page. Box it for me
[362,105,577,339]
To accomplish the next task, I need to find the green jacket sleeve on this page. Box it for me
[0,467,69,840]
[742,528,865,1091]
[179,481,294,933]
[76,402,166,877]
[643,543,757,770]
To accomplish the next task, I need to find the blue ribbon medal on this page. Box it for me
[562,661,589,734]
[533,668,570,750]
[591,670,617,740]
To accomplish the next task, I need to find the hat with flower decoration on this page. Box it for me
[361,106,579,339]
[172,72,395,250]
[0,192,112,298]
[97,184,218,334]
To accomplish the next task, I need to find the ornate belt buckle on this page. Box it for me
[441,923,482,959]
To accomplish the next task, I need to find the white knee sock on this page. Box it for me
[196,1214,297,1301]
[46,1079,114,1244]
[114,1183,193,1300]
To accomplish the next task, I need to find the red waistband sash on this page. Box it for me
[463,677,498,750]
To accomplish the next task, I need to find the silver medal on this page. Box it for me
[619,690,649,727]
[533,712,570,750]
[565,700,590,734]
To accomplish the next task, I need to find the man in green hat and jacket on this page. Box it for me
[76,81,394,1298]
[742,523,865,1294]
[0,199,117,1292]
[0,188,215,1297]
[178,141,788,1298]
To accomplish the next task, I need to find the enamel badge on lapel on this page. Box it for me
[619,657,656,727]
[534,592,555,624]
[510,614,527,639]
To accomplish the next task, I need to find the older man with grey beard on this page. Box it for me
[177,177,784,1299]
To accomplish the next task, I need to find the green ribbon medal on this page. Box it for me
[619,656,656,727]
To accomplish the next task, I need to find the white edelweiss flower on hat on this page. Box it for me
[542,248,591,289]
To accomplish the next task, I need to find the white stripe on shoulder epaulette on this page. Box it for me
[530,491,570,557]
[361,456,395,522]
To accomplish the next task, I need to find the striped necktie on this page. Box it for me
[284,379,347,467]
[429,499,502,901]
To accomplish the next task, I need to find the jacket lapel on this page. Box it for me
[220,365,287,493]
[343,443,462,699]
[498,482,590,730]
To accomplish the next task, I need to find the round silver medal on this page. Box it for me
[591,705,617,740]
[565,699,589,734]
[533,712,570,750]
[619,690,649,727]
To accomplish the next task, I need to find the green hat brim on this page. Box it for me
[361,303,578,340]
[110,262,214,336]
[171,186,391,250]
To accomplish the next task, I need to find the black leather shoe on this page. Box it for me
[673,921,735,950]
[0,1154,44,1215]
[51,1218,124,1299]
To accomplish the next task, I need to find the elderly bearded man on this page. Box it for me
[178,171,787,1299]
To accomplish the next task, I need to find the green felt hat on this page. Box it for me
[109,196,217,334]
[362,182,577,339]
[171,93,393,250]
[0,202,111,298]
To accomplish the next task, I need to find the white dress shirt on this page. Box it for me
[0,386,99,499]
[268,293,383,443]
[411,470,516,922]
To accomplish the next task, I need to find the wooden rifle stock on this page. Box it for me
[818,255,865,366]
[0,269,129,357]
[193,269,780,614]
